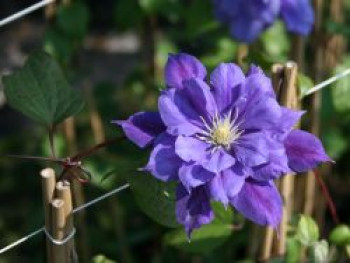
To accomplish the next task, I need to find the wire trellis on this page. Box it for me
[0,0,350,257]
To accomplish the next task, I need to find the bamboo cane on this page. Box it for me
[51,199,66,263]
[41,168,56,262]
[56,181,77,262]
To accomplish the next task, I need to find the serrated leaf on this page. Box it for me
[128,173,179,228]
[2,51,84,126]
[56,1,90,39]
[298,73,315,99]
[331,56,350,112]
[163,223,232,254]
[312,240,329,263]
[297,215,319,246]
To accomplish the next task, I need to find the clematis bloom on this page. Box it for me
[114,53,330,236]
[212,0,314,43]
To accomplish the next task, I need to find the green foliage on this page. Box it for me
[297,215,319,246]
[127,173,179,228]
[114,0,143,30]
[298,73,314,99]
[286,237,301,263]
[2,51,85,127]
[56,1,90,39]
[331,56,350,113]
[261,20,290,61]
[184,0,219,38]
[201,38,237,69]
[92,255,117,263]
[330,224,350,246]
[164,223,232,254]
[323,128,348,159]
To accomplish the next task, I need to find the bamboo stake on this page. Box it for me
[275,62,298,256]
[62,117,90,262]
[56,181,77,262]
[41,168,56,262]
[51,199,66,263]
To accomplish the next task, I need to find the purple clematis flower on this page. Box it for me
[114,53,331,237]
[212,0,314,43]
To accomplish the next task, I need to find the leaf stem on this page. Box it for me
[48,126,56,159]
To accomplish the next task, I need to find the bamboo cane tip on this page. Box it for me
[56,180,71,190]
[285,61,298,71]
[41,168,55,179]
[51,199,65,208]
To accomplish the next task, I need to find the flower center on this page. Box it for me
[198,111,243,150]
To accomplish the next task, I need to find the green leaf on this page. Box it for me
[323,128,348,160]
[91,255,116,263]
[261,20,290,61]
[128,173,179,228]
[56,1,90,39]
[298,73,315,99]
[297,215,319,246]
[201,38,237,69]
[44,28,74,65]
[139,0,162,14]
[331,56,350,112]
[2,51,85,126]
[330,224,350,246]
[286,237,301,263]
[211,201,234,224]
[163,223,232,254]
[312,240,329,263]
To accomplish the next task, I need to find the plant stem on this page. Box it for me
[49,126,57,159]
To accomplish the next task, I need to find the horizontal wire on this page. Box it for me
[0,183,130,255]
[0,0,55,28]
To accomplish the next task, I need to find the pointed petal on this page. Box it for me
[234,132,269,167]
[230,179,282,227]
[222,165,246,198]
[207,174,229,206]
[176,185,214,237]
[179,164,215,192]
[113,112,165,148]
[281,0,314,36]
[284,130,331,173]
[210,63,245,112]
[165,53,207,89]
[144,134,182,181]
[175,136,209,162]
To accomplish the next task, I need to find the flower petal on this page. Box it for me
[210,63,245,113]
[165,53,207,89]
[202,148,236,173]
[176,184,214,237]
[158,90,202,136]
[234,132,269,167]
[113,112,165,148]
[281,0,314,36]
[179,164,215,192]
[274,107,304,139]
[284,130,331,173]
[175,136,208,162]
[222,165,247,198]
[230,179,282,227]
[181,78,217,118]
[144,134,182,181]
[252,138,290,180]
